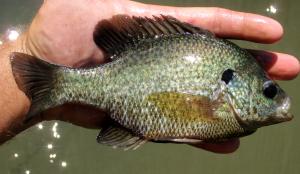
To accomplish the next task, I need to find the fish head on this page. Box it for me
[221,68,293,130]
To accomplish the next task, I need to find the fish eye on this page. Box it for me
[263,81,278,99]
[221,69,235,84]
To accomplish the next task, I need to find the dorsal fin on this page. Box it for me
[93,15,214,58]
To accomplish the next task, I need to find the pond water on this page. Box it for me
[0,0,299,174]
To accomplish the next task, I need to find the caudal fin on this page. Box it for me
[10,52,59,121]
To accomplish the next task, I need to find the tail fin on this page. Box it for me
[10,52,59,121]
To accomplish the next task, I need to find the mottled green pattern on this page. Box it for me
[45,33,291,141]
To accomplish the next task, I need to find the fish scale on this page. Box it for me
[10,15,292,149]
[64,35,252,139]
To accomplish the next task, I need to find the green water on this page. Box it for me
[0,0,299,174]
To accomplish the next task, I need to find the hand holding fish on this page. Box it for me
[0,0,299,153]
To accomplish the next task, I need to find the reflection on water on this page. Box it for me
[0,27,21,43]
[61,161,68,168]
[13,153,19,158]
[7,29,20,41]
[52,122,61,139]
[37,123,44,130]
[3,121,70,173]
[0,0,299,174]
[47,143,53,150]
[266,4,278,14]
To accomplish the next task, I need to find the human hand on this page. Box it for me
[10,0,300,153]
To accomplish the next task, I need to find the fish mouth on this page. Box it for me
[275,112,293,122]
[258,96,294,126]
[229,95,293,130]
[275,96,294,122]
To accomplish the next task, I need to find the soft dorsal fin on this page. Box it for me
[93,15,214,58]
[97,122,146,150]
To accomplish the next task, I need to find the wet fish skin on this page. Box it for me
[51,35,246,139]
[10,15,292,149]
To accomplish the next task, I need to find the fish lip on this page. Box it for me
[279,96,291,112]
[275,96,293,122]
[276,112,294,122]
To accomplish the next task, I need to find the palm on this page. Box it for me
[28,0,121,66]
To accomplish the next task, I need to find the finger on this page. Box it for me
[249,50,300,80]
[191,139,240,154]
[124,1,283,43]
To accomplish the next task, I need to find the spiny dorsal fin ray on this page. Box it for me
[97,122,146,150]
[93,15,214,58]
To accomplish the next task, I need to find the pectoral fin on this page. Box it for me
[147,92,220,121]
[97,123,146,150]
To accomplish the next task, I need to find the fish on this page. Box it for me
[10,15,293,150]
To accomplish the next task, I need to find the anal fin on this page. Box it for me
[97,123,146,150]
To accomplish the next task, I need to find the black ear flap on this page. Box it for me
[221,69,235,84]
